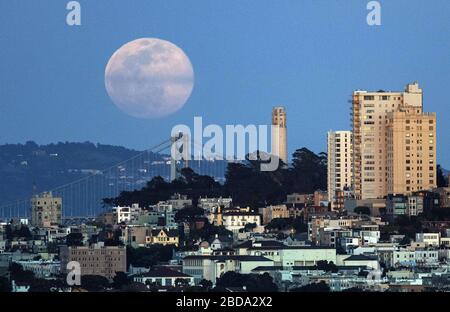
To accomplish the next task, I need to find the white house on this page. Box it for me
[222,211,261,233]
[415,233,440,247]
[112,204,142,224]
[359,230,380,245]
[182,255,273,285]
[414,249,439,266]
[341,254,379,270]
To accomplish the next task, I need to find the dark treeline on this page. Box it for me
[104,147,327,209]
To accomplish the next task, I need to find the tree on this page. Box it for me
[437,165,448,187]
[243,222,257,232]
[127,245,175,269]
[104,168,225,208]
[29,278,64,292]
[342,287,364,292]
[80,275,110,292]
[0,277,11,292]
[16,225,32,239]
[112,272,130,289]
[245,273,278,292]
[266,218,291,231]
[354,206,371,215]
[104,148,329,212]
[266,217,307,233]
[225,157,288,208]
[199,279,213,290]
[289,148,327,194]
[185,221,232,243]
[121,282,149,292]
[175,278,189,287]
[291,281,330,292]
[315,260,338,273]
[5,224,32,240]
[175,206,205,223]
[10,262,35,283]
[215,272,278,292]
[66,232,84,246]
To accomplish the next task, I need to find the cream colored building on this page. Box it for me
[259,204,290,224]
[351,82,436,199]
[386,107,436,194]
[60,243,126,280]
[31,192,62,228]
[272,106,288,165]
[327,130,353,210]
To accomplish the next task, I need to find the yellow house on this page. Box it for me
[149,229,179,246]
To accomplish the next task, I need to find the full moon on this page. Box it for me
[105,38,194,119]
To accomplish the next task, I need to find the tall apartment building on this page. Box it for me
[31,192,62,228]
[60,243,126,280]
[327,131,353,210]
[272,106,288,165]
[386,107,436,194]
[352,82,436,199]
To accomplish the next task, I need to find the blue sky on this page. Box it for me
[0,0,449,167]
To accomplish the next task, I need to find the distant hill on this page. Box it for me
[0,141,228,213]
[0,141,155,206]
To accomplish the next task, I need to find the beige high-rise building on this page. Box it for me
[327,130,353,209]
[272,106,288,165]
[386,107,436,194]
[352,82,436,199]
[31,191,62,227]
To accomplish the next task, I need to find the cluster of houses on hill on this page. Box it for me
[1,187,450,292]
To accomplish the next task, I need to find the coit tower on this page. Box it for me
[271,106,288,165]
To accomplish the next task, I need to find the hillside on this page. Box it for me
[0,141,152,206]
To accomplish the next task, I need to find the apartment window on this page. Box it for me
[364,95,375,100]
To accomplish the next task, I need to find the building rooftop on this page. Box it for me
[235,240,285,249]
[344,255,378,261]
[134,267,192,278]
[252,265,367,272]
[183,255,271,262]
